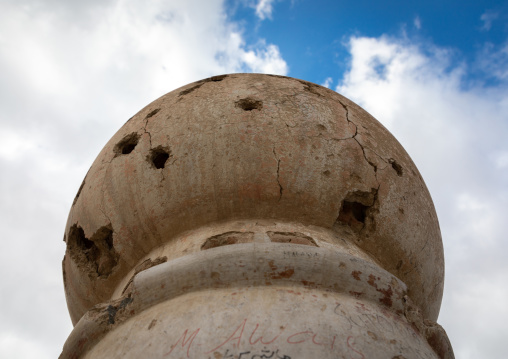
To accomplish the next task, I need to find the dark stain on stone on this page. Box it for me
[148,319,157,330]
[270,268,295,280]
[107,296,133,325]
[378,285,393,307]
[367,274,378,288]
[349,291,364,298]
[301,280,316,287]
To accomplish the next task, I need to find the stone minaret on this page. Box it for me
[60,74,453,358]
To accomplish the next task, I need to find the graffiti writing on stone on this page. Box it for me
[164,317,363,358]
[208,347,291,359]
[163,301,436,359]
[282,251,320,259]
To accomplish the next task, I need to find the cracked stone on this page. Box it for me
[63,74,444,326]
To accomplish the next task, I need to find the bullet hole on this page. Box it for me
[201,231,254,250]
[317,124,327,131]
[114,133,140,156]
[389,158,403,176]
[67,224,119,279]
[148,146,171,169]
[267,232,318,247]
[338,201,367,225]
[323,170,331,177]
[69,225,94,250]
[145,108,160,119]
[336,189,377,232]
[210,74,227,82]
[179,76,228,97]
[235,98,263,111]
[179,83,204,96]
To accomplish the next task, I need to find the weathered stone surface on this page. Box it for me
[62,243,446,359]
[61,74,451,358]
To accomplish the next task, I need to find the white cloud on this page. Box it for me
[321,77,333,88]
[241,41,289,74]
[338,35,508,358]
[476,41,508,80]
[255,0,276,20]
[414,15,422,29]
[480,10,498,31]
[0,1,287,358]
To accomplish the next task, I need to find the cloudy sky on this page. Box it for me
[1,0,507,358]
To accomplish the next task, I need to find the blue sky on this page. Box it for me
[0,0,507,358]
[230,0,508,87]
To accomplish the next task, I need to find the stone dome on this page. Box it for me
[63,73,444,325]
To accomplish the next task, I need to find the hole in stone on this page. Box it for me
[148,146,171,169]
[201,231,254,250]
[235,98,263,111]
[341,201,367,223]
[336,189,377,232]
[146,108,160,119]
[389,158,403,176]
[267,232,318,246]
[69,225,94,250]
[114,133,140,155]
[210,75,227,82]
[179,83,204,96]
[66,224,118,279]
[104,230,114,250]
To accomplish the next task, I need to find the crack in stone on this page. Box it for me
[337,100,384,186]
[418,235,431,254]
[99,205,112,227]
[143,112,175,183]
[272,147,283,201]
[143,117,153,148]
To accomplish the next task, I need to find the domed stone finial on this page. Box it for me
[61,74,453,358]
